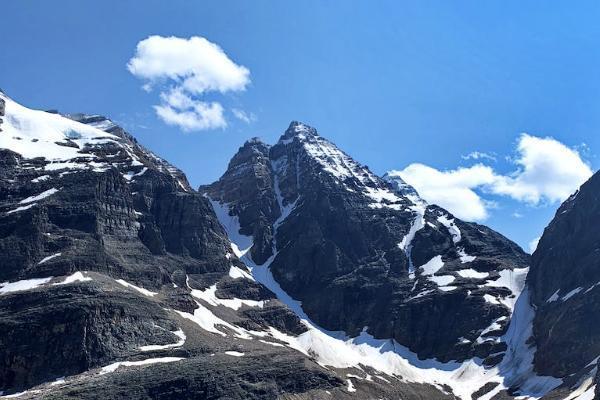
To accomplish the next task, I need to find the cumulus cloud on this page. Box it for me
[393,164,496,221]
[127,35,251,131]
[488,134,593,204]
[392,134,593,221]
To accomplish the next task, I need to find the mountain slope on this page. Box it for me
[0,93,355,399]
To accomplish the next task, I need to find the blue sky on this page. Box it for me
[1,1,599,251]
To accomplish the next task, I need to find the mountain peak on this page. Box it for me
[279,121,318,143]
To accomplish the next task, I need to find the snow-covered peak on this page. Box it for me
[0,92,118,162]
[274,121,424,210]
[278,121,318,144]
[0,92,191,190]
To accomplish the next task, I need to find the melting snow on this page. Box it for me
[140,329,186,351]
[37,253,62,265]
[115,279,158,297]
[398,202,427,278]
[437,215,461,243]
[429,275,456,287]
[483,268,529,311]
[189,283,264,311]
[346,379,357,392]
[123,167,148,181]
[457,269,488,279]
[174,301,252,339]
[208,199,252,258]
[0,277,53,295]
[6,203,37,215]
[54,272,91,285]
[228,265,255,281]
[458,248,476,263]
[224,351,245,357]
[19,188,59,204]
[100,357,184,374]
[562,287,583,301]
[31,175,50,183]
[419,255,445,276]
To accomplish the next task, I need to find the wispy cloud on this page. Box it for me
[461,151,497,162]
[232,108,257,124]
[127,35,251,132]
[391,134,593,221]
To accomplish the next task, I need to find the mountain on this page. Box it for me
[0,94,344,399]
[0,92,596,400]
[204,121,530,365]
[525,170,600,398]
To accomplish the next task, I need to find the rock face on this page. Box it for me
[205,121,530,363]
[0,96,5,131]
[528,171,600,379]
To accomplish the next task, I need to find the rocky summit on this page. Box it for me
[0,93,598,400]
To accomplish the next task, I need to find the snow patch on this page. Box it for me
[116,279,158,297]
[6,203,37,215]
[458,248,476,263]
[224,351,245,357]
[54,272,91,285]
[100,357,184,375]
[174,302,252,339]
[419,255,444,276]
[346,379,357,392]
[140,329,186,351]
[437,214,461,243]
[38,252,62,265]
[190,283,264,311]
[228,265,255,281]
[457,269,488,280]
[208,198,253,258]
[398,202,427,278]
[20,188,59,204]
[0,277,53,295]
[562,287,583,301]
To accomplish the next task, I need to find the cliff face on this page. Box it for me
[528,171,600,378]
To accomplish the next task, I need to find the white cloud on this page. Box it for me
[127,36,249,94]
[232,108,257,124]
[155,101,226,131]
[392,134,593,221]
[461,151,497,162]
[487,134,593,204]
[391,163,496,221]
[528,236,540,254]
[128,35,250,131]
